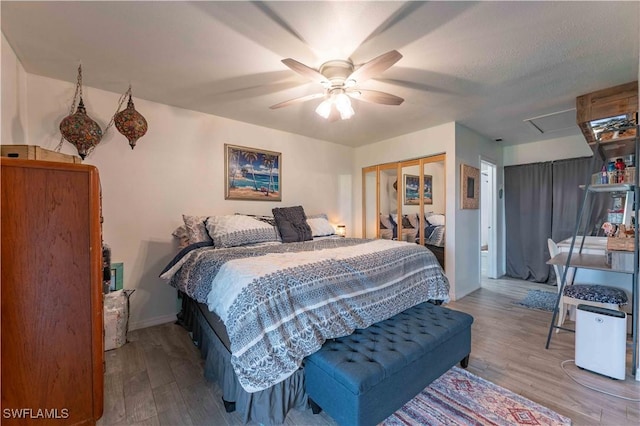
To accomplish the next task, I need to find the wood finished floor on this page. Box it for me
[98,276,640,426]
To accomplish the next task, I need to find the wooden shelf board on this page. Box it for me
[588,134,637,158]
[547,252,632,274]
[580,183,635,192]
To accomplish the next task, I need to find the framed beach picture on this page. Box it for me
[461,163,480,209]
[403,174,433,205]
[225,144,282,201]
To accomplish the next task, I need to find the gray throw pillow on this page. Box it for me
[272,206,313,243]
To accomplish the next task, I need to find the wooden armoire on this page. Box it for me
[1,158,104,425]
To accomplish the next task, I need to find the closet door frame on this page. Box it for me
[362,153,446,243]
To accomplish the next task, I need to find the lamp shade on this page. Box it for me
[59,98,103,159]
[315,98,332,119]
[114,95,148,149]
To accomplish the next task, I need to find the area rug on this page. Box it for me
[382,366,571,426]
[514,289,557,312]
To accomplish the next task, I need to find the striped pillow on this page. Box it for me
[206,215,279,248]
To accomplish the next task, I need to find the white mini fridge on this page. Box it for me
[575,304,627,380]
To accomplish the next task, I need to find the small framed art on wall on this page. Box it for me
[461,164,480,209]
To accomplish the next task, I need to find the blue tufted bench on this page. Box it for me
[304,302,473,426]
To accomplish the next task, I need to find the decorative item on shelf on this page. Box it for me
[336,225,346,237]
[604,223,636,251]
[114,85,148,149]
[59,64,103,159]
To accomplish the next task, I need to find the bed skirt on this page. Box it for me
[179,295,307,425]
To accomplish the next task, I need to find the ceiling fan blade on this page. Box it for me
[281,58,328,85]
[346,50,403,84]
[348,89,404,105]
[269,92,325,109]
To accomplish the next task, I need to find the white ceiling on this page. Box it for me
[2,1,638,148]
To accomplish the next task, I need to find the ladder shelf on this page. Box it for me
[545,113,639,381]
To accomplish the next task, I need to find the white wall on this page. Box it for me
[4,56,353,328]
[454,123,504,299]
[1,33,28,144]
[503,134,593,166]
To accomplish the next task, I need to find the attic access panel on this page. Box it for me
[524,108,578,135]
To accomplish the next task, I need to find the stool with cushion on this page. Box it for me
[547,238,628,332]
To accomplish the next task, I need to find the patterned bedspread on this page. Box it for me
[161,238,450,392]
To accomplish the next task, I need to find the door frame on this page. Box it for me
[481,159,498,279]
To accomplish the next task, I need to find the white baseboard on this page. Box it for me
[129,313,177,331]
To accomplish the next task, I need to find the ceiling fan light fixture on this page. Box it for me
[334,93,354,120]
[273,50,403,120]
[315,99,333,119]
[334,92,350,108]
[339,103,354,120]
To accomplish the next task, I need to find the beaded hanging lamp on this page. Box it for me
[114,87,148,149]
[59,64,103,159]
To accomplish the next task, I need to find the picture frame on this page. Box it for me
[225,144,282,201]
[403,174,433,205]
[110,262,123,291]
[461,164,480,209]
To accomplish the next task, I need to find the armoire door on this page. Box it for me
[1,158,103,425]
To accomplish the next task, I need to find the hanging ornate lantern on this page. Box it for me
[59,97,103,159]
[58,64,103,159]
[114,92,148,149]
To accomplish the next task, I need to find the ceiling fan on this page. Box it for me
[270,50,404,120]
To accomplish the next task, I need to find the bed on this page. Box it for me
[162,210,450,424]
[379,212,445,268]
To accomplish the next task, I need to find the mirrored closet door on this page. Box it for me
[362,154,446,269]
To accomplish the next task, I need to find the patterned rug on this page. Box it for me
[515,289,557,312]
[382,366,571,425]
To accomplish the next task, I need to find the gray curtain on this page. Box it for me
[505,162,553,282]
[551,157,609,243]
[505,156,608,283]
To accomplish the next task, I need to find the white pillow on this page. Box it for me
[206,215,279,248]
[427,214,445,226]
[182,215,212,244]
[307,217,336,237]
[380,214,394,229]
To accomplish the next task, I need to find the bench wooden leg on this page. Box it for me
[460,355,470,368]
[309,398,322,415]
[222,399,236,413]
